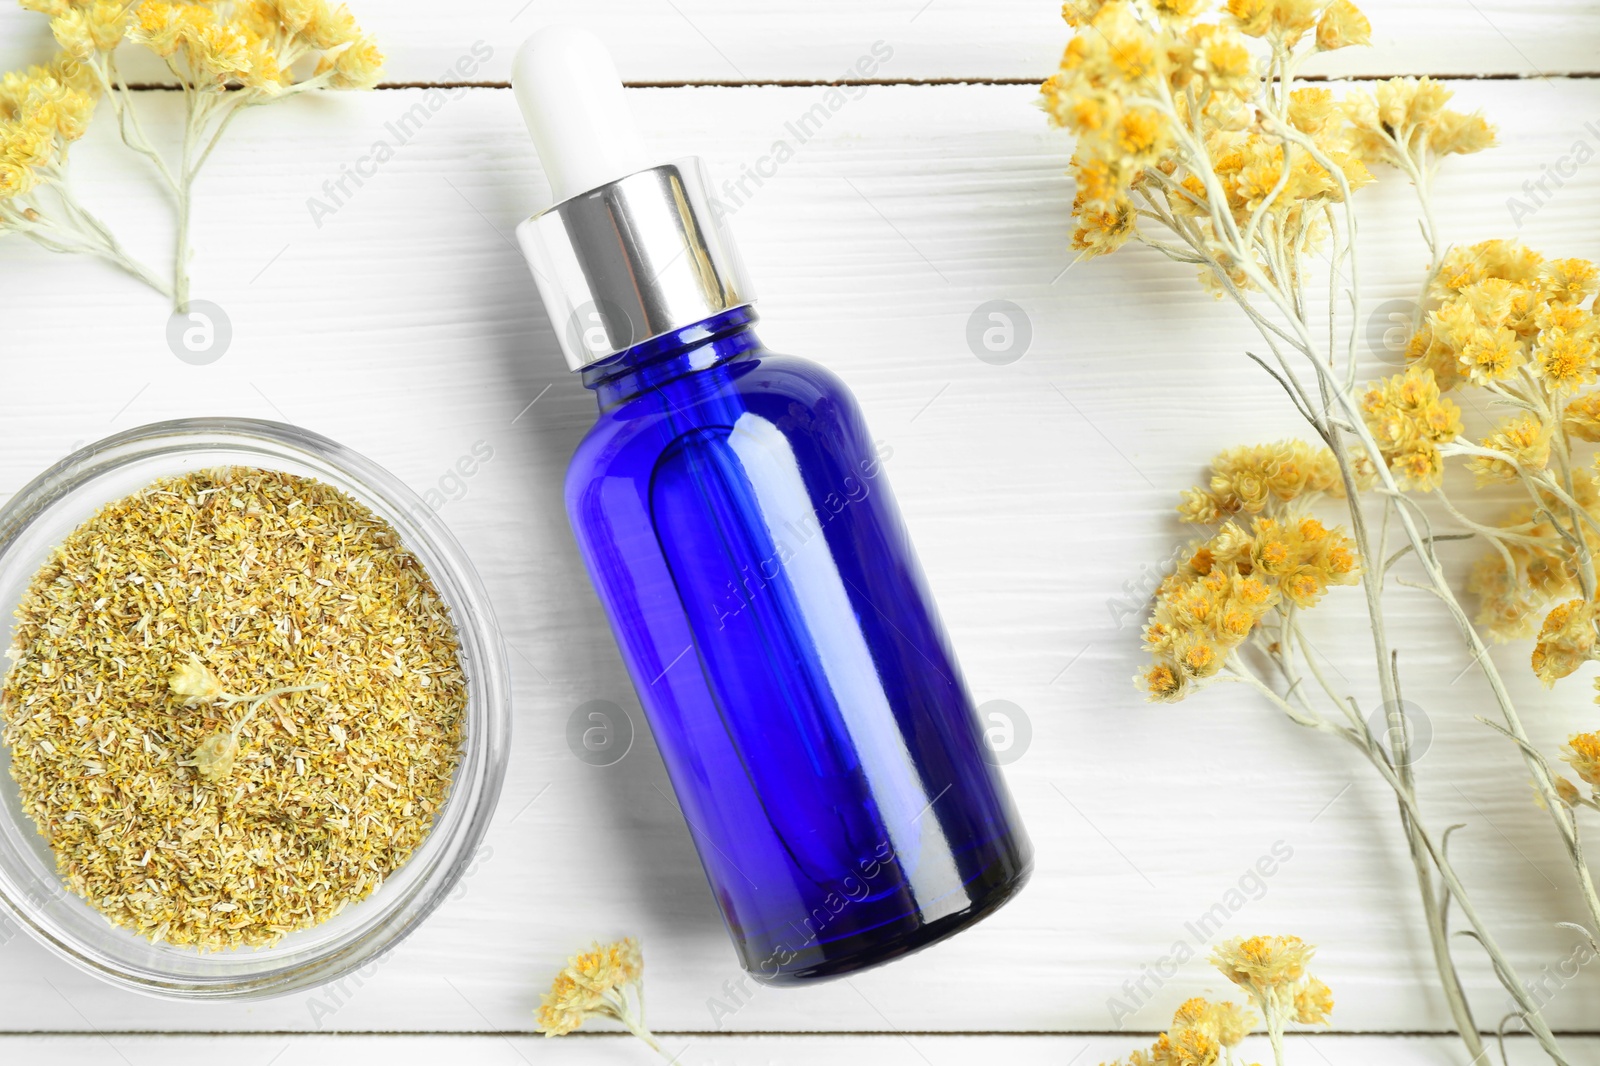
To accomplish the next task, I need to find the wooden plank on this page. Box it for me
[1,1033,1597,1065]
[0,0,1596,86]
[2,78,1600,1035]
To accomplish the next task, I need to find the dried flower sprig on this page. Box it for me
[1,0,382,308]
[1044,2,1591,1062]
[1101,934,1331,1066]
[534,938,675,1061]
[166,656,323,782]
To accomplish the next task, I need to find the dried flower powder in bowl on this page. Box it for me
[0,467,468,951]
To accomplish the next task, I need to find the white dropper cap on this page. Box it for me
[513,25,651,204]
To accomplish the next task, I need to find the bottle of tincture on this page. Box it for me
[513,25,1032,983]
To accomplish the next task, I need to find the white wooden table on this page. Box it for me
[3,2,1600,1062]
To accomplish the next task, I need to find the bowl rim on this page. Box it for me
[0,417,513,1000]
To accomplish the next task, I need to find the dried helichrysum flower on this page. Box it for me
[1250,515,1361,607]
[1139,515,1357,700]
[317,34,384,89]
[0,55,97,211]
[1146,1027,1223,1066]
[1565,732,1600,789]
[1343,76,1496,170]
[1406,242,1599,393]
[1212,934,1314,991]
[1227,0,1326,44]
[1041,0,1378,268]
[535,938,650,1039]
[1467,487,1600,641]
[168,656,227,705]
[1315,0,1370,50]
[1171,996,1258,1046]
[129,0,380,96]
[1293,975,1335,1024]
[1531,599,1597,686]
[1176,439,1354,523]
[1212,935,1335,1035]
[1100,943,1330,1066]
[1140,522,1275,701]
[1359,366,1461,491]
[1567,392,1600,443]
[1467,414,1552,486]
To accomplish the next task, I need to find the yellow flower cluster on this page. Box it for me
[1466,414,1550,486]
[129,0,381,93]
[1407,241,1599,392]
[535,938,646,1038]
[1102,996,1256,1066]
[29,0,132,58]
[1213,934,1333,1024]
[1565,732,1600,792]
[1468,476,1600,640]
[1227,0,1362,46]
[1530,598,1596,686]
[1359,366,1462,491]
[1101,934,1331,1065]
[1343,76,1496,171]
[0,55,96,205]
[1141,514,1359,701]
[1042,0,1376,278]
[1400,242,1600,645]
[1176,438,1374,523]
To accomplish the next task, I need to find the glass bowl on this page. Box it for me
[0,418,511,999]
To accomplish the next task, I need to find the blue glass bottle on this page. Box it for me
[562,306,1031,981]
[512,25,1030,981]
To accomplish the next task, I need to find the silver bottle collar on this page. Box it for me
[516,159,755,371]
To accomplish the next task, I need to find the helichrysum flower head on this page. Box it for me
[130,1,211,59]
[0,55,98,208]
[1102,939,1328,1066]
[1543,257,1600,305]
[1344,77,1496,168]
[1228,0,1327,44]
[1409,242,1600,399]
[1565,732,1600,789]
[1171,996,1257,1046]
[1468,497,1590,642]
[1293,975,1335,1024]
[1212,934,1314,991]
[1315,0,1370,50]
[1147,1026,1222,1066]
[1360,366,1461,491]
[1140,508,1357,701]
[1467,415,1552,485]
[1565,393,1600,443]
[1531,599,1597,686]
[1249,515,1361,607]
[1176,439,1353,523]
[169,655,227,704]
[130,0,378,96]
[535,938,648,1038]
[316,34,385,90]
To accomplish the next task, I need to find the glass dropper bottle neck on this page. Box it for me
[581,306,763,412]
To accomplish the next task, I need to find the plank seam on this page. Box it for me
[112,71,1600,92]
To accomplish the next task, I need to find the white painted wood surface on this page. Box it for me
[2,0,1600,1059]
[1,0,1598,83]
[8,1034,1600,1066]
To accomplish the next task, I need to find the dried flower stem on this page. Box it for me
[1051,5,1582,1058]
[1139,71,1508,1056]
[2,1,383,308]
